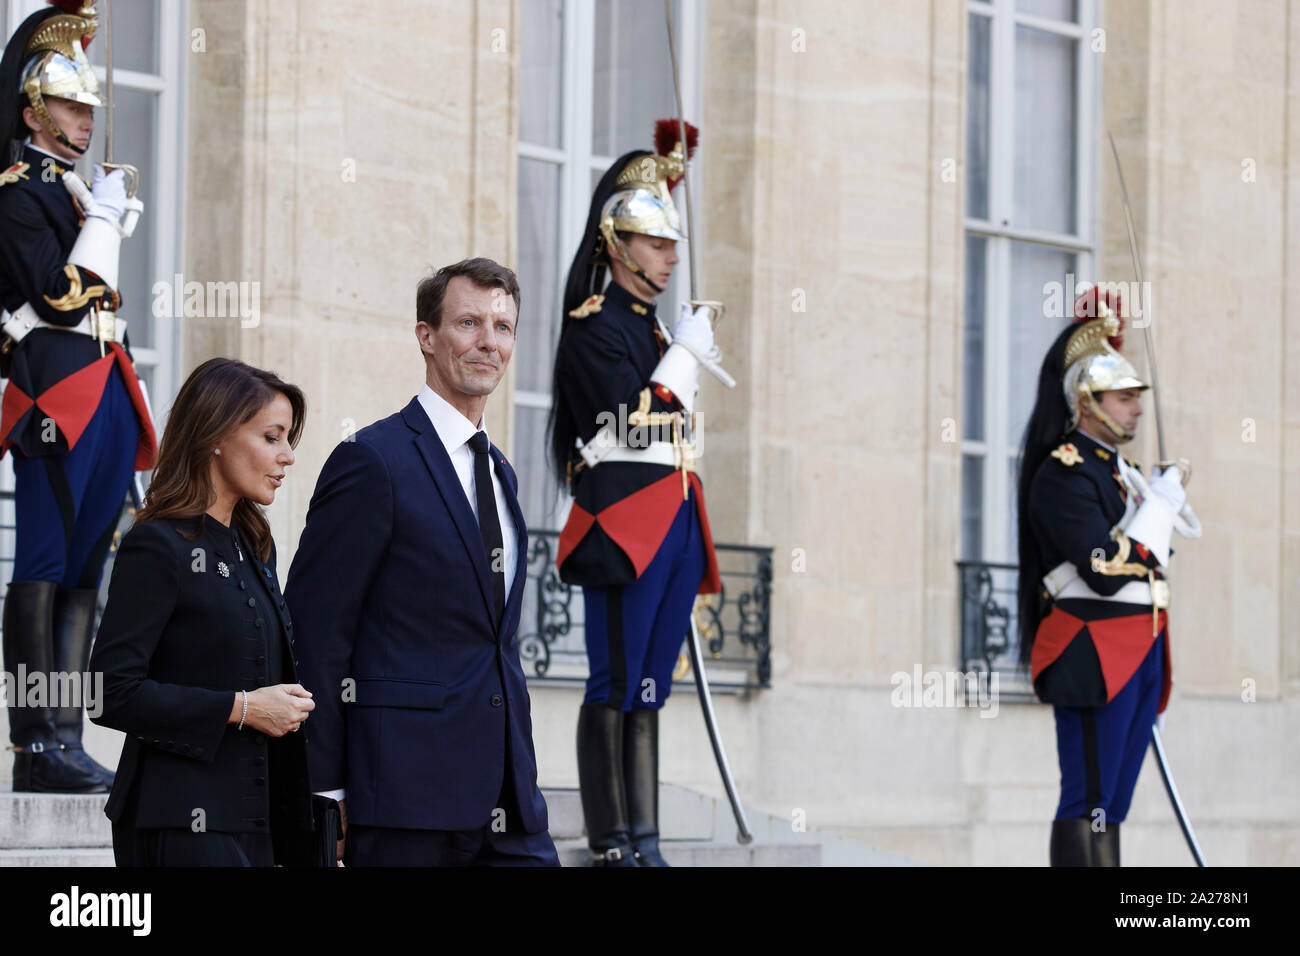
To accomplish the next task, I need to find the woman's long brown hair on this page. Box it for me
[136,358,306,561]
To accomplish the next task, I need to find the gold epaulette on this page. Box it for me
[0,162,31,189]
[568,294,604,318]
[1049,442,1083,467]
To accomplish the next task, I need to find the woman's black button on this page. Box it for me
[247,598,256,607]
[491,695,503,707]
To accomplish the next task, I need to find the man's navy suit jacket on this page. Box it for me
[284,397,549,834]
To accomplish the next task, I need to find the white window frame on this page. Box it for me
[963,0,1098,562]
[516,0,702,529]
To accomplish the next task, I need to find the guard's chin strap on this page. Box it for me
[35,113,88,156]
[605,234,665,295]
[1077,390,1135,443]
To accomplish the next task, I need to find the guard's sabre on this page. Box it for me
[1108,132,1206,867]
[1151,725,1207,867]
[665,3,738,390]
[687,616,753,845]
[1107,132,1166,463]
[103,0,113,162]
[664,1,699,306]
[664,0,753,847]
[98,0,139,205]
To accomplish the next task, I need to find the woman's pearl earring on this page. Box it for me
[213,448,222,455]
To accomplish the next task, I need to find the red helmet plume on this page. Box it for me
[654,118,698,191]
[1072,283,1125,351]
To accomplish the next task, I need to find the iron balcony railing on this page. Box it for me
[956,559,1037,702]
[0,493,774,697]
[518,531,773,695]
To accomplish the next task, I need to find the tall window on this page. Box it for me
[963,0,1096,562]
[515,0,698,530]
[1,0,185,581]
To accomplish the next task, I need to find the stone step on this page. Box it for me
[543,788,585,840]
[0,847,114,867]
[553,838,821,867]
[0,791,111,849]
[0,788,736,851]
[0,787,831,866]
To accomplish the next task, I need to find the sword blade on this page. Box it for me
[665,6,748,844]
[1107,132,1167,462]
[664,0,699,301]
[686,615,754,845]
[1150,725,1207,866]
[103,0,115,163]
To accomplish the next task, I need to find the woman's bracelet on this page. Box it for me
[238,689,248,731]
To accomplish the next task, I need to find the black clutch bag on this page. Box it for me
[274,793,342,867]
[310,794,342,867]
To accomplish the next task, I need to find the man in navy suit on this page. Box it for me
[285,258,557,866]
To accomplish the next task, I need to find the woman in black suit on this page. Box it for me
[90,357,316,866]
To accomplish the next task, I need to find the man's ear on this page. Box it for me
[21,105,42,136]
[415,321,435,354]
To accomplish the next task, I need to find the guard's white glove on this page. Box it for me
[1147,465,1187,513]
[87,166,128,223]
[1124,466,1187,568]
[673,302,716,357]
[649,304,718,415]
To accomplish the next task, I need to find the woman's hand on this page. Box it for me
[237,684,315,737]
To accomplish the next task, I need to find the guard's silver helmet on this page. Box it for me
[595,133,695,291]
[1062,288,1149,441]
[600,183,686,243]
[19,5,101,152]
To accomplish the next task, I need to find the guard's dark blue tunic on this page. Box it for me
[1026,429,1171,823]
[552,281,719,710]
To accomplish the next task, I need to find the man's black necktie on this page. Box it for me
[468,431,506,622]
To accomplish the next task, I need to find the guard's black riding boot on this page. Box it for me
[624,707,669,867]
[3,581,105,793]
[1049,817,1096,867]
[1093,821,1120,867]
[576,703,638,867]
[53,588,115,788]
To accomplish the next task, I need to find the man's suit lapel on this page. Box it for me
[403,399,497,628]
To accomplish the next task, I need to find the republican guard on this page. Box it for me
[0,1,156,793]
[1017,286,1200,866]
[549,121,724,866]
